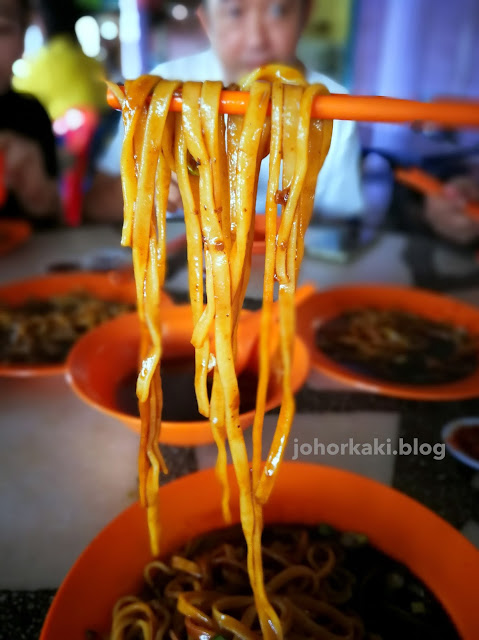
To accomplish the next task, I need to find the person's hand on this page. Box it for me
[424,176,479,245]
[167,172,182,213]
[83,170,183,223]
[0,131,59,217]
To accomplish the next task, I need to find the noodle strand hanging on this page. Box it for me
[113,65,333,639]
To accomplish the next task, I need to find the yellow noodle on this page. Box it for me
[119,75,159,248]
[251,79,283,491]
[230,81,271,301]
[173,117,210,416]
[114,67,333,639]
[181,81,281,640]
[257,84,332,505]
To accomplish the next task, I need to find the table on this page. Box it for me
[1,222,479,638]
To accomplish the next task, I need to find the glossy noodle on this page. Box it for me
[108,65,333,639]
[101,523,460,640]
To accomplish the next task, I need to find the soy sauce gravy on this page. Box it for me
[116,358,264,421]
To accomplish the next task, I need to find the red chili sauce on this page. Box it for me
[449,424,479,461]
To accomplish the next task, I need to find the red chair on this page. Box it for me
[54,107,99,226]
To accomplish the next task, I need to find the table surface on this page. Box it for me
[2,222,479,638]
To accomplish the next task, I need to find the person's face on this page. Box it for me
[197,0,310,84]
[0,0,25,93]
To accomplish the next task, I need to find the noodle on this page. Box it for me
[104,523,461,640]
[110,65,333,638]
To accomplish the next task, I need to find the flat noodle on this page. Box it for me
[118,75,159,248]
[183,80,280,640]
[107,523,448,640]
[122,76,180,553]
[173,117,210,415]
[257,83,333,505]
[200,81,231,524]
[251,79,283,491]
[114,66,333,638]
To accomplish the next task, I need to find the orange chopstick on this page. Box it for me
[107,86,479,127]
[395,167,479,219]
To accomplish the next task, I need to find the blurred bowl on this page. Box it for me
[296,284,479,401]
[442,417,479,471]
[0,219,32,256]
[40,462,479,640]
[252,213,267,254]
[0,272,157,377]
[66,306,310,446]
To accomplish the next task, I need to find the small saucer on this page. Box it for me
[441,417,479,471]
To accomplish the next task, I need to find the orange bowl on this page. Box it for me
[0,272,164,377]
[296,284,479,400]
[40,462,479,640]
[0,219,32,256]
[66,307,310,446]
[252,213,267,254]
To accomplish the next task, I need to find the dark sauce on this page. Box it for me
[47,261,82,272]
[288,524,460,640]
[119,523,461,640]
[253,228,265,242]
[449,425,479,461]
[316,309,478,385]
[116,358,263,421]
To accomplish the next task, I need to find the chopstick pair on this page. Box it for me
[395,167,479,219]
[107,84,479,219]
[107,86,479,127]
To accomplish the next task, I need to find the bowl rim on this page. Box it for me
[0,218,32,256]
[40,462,479,640]
[0,271,141,378]
[296,283,479,401]
[441,416,479,471]
[65,310,311,446]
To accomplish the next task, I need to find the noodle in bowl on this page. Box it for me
[66,308,311,446]
[40,463,479,640]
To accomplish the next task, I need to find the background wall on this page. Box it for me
[352,0,479,154]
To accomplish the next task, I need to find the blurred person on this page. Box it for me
[13,0,107,122]
[84,0,365,223]
[13,1,111,225]
[0,0,60,224]
[386,152,479,246]
[423,175,479,245]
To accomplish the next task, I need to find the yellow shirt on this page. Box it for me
[13,35,107,121]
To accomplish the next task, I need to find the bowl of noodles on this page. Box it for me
[296,284,479,400]
[0,272,155,377]
[66,306,311,446]
[40,462,479,640]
